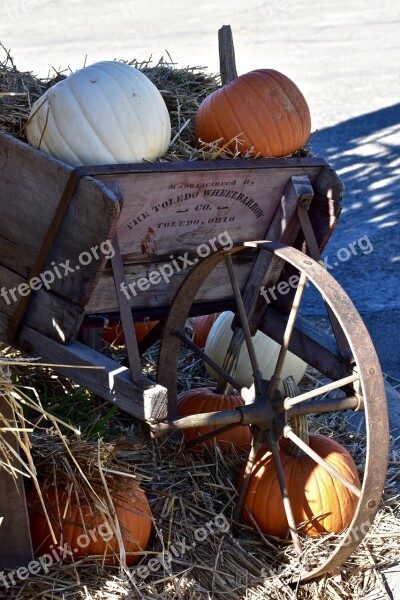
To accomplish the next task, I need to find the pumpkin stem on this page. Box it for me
[218,25,238,85]
[283,376,309,457]
[214,326,244,395]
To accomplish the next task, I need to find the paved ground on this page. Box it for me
[1,0,399,122]
[308,105,400,380]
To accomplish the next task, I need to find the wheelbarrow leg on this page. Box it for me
[110,233,148,387]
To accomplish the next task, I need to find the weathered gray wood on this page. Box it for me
[0,131,120,307]
[8,325,168,421]
[0,369,33,568]
[0,263,84,344]
[89,164,326,314]
[311,165,344,251]
[0,132,336,348]
[96,164,324,266]
[109,233,147,384]
[270,165,344,315]
[219,25,238,84]
[78,325,103,352]
[85,254,255,314]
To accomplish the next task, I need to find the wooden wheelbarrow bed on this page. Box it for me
[0,132,341,321]
[0,129,343,421]
[0,128,390,582]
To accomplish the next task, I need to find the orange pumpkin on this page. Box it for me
[134,320,160,344]
[177,387,251,452]
[242,433,360,537]
[102,320,159,347]
[102,321,125,345]
[192,313,220,348]
[27,485,152,565]
[195,69,311,158]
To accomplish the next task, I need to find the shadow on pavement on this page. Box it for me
[302,103,400,381]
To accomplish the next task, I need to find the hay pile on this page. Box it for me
[0,43,49,139]
[1,344,400,600]
[0,45,301,163]
[0,44,251,162]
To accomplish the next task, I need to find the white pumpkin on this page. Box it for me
[26,61,171,166]
[204,311,307,388]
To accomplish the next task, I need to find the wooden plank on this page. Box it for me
[75,156,329,176]
[0,132,121,308]
[311,164,344,252]
[109,233,147,384]
[85,252,255,314]
[0,264,84,344]
[0,368,33,568]
[88,164,327,314]
[96,164,324,264]
[7,324,168,421]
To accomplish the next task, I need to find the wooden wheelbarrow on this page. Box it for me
[0,124,389,580]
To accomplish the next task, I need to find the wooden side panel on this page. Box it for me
[0,134,333,337]
[0,264,83,343]
[0,132,121,302]
[89,162,325,314]
[97,165,324,264]
[0,132,120,343]
[85,253,255,314]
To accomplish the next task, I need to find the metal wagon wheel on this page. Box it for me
[154,242,389,581]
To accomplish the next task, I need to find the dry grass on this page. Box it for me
[0,44,227,160]
[0,43,53,138]
[1,345,399,600]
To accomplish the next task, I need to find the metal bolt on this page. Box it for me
[367,499,376,509]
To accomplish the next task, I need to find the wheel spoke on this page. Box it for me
[224,253,264,394]
[268,431,303,556]
[214,326,244,395]
[233,429,263,522]
[172,327,242,393]
[324,303,354,361]
[284,425,361,497]
[284,374,360,409]
[268,270,308,397]
[287,395,361,417]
